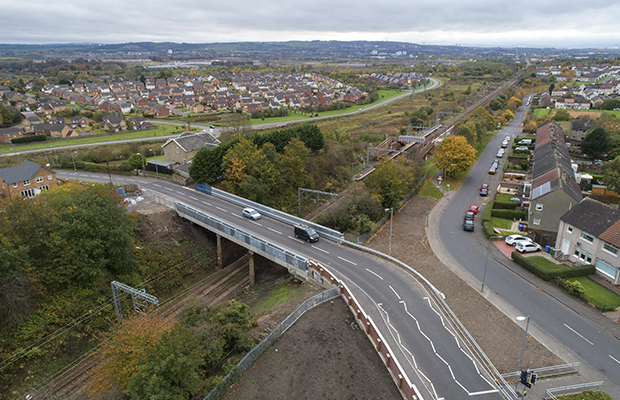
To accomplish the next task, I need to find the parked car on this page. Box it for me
[242,207,261,220]
[519,139,532,145]
[465,211,476,220]
[497,149,505,158]
[480,184,489,196]
[515,146,529,152]
[501,140,508,148]
[515,242,542,253]
[489,165,498,175]
[463,218,475,231]
[468,205,479,215]
[505,234,533,246]
[294,224,319,242]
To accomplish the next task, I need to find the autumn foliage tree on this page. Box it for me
[433,135,476,177]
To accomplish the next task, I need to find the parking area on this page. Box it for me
[493,240,517,258]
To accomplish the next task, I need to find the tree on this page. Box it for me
[128,154,143,170]
[282,138,310,187]
[433,135,476,177]
[581,127,610,160]
[364,160,415,208]
[548,83,555,95]
[602,156,620,193]
[601,99,620,111]
[552,109,571,122]
[222,155,248,193]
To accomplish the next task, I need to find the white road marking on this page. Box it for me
[165,187,173,192]
[233,213,243,219]
[250,220,262,226]
[216,206,227,213]
[90,175,98,178]
[389,285,401,300]
[153,184,162,187]
[189,196,199,201]
[175,191,185,196]
[267,227,282,234]
[610,355,620,365]
[564,324,594,345]
[202,201,212,206]
[182,186,194,191]
[139,181,148,184]
[470,389,500,396]
[365,268,384,280]
[312,245,329,254]
[337,256,357,266]
[288,235,306,243]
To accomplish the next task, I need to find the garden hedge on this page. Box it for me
[483,221,495,239]
[491,209,527,220]
[481,201,494,223]
[10,134,47,144]
[511,252,595,281]
[493,201,520,210]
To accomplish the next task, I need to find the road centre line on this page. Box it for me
[165,187,173,192]
[389,285,401,300]
[564,324,594,345]
[233,213,243,219]
[337,256,357,266]
[311,245,329,254]
[202,201,212,206]
[216,206,228,213]
[267,227,282,234]
[250,220,262,226]
[610,355,620,365]
[365,268,384,280]
[153,184,162,187]
[189,196,199,201]
[175,191,185,196]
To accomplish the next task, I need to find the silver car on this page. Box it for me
[242,207,261,220]
[505,234,533,246]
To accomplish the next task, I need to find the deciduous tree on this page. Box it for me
[433,135,476,177]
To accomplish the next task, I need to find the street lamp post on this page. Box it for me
[71,151,77,173]
[384,207,393,256]
[515,315,531,396]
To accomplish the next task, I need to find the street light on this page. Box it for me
[515,315,531,396]
[71,151,77,173]
[149,148,159,178]
[384,207,393,256]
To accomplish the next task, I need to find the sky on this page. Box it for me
[2,0,620,48]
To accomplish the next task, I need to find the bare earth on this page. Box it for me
[219,195,563,400]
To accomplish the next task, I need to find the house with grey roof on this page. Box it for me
[0,160,58,199]
[555,198,620,284]
[162,130,220,166]
[529,121,583,241]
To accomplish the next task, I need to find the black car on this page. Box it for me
[463,218,474,231]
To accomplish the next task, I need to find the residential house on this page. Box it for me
[22,114,44,131]
[0,127,24,143]
[555,198,620,284]
[71,116,90,129]
[528,121,583,242]
[102,115,127,132]
[568,119,594,144]
[162,130,220,165]
[0,160,58,199]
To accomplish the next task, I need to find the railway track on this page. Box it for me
[25,259,251,400]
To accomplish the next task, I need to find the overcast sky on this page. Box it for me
[2,0,620,48]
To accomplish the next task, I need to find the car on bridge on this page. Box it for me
[242,207,261,220]
[294,224,319,242]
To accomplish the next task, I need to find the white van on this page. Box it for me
[519,139,532,145]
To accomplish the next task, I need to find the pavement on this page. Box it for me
[425,170,620,399]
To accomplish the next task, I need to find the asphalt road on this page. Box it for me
[435,98,620,391]
[56,169,502,399]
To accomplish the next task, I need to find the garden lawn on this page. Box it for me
[567,277,620,310]
[495,193,514,202]
[490,217,512,230]
[533,108,550,118]
[528,257,565,273]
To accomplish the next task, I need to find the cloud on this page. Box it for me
[1,0,620,47]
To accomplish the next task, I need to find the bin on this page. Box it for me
[518,223,523,231]
[545,245,550,253]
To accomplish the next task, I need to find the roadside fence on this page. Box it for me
[544,381,604,399]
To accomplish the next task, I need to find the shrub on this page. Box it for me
[564,280,585,297]
[493,201,519,210]
[483,221,495,239]
[481,201,494,223]
[491,209,527,220]
[10,134,47,144]
[512,252,595,281]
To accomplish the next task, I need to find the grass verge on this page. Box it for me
[528,257,566,273]
[557,390,613,399]
[567,277,620,310]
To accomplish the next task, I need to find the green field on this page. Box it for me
[533,108,550,118]
[0,123,186,154]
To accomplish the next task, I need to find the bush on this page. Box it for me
[481,201,494,223]
[10,134,47,144]
[483,221,495,239]
[493,201,519,210]
[491,209,527,220]
[564,280,585,297]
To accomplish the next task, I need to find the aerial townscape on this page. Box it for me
[2,3,620,400]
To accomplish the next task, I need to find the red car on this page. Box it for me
[468,205,479,215]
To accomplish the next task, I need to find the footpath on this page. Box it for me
[425,170,620,399]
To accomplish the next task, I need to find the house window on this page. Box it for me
[48,174,53,180]
[176,146,179,154]
[533,218,541,225]
[23,180,30,186]
[13,182,18,188]
[574,248,593,263]
[580,232,594,243]
[602,242,619,256]
[567,225,573,233]
[36,176,43,183]
[535,203,543,211]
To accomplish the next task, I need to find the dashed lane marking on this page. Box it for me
[268,227,282,234]
[216,206,227,213]
[365,268,383,280]
[312,245,329,254]
[337,256,357,266]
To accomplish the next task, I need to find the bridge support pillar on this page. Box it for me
[216,234,223,268]
[248,251,255,286]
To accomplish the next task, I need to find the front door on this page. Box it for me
[562,239,570,254]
